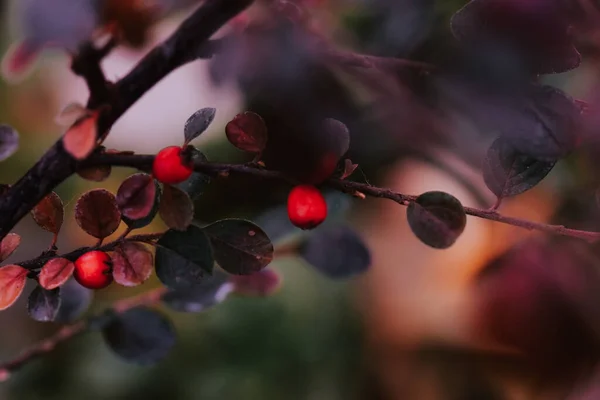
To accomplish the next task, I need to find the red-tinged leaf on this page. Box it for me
[31,191,64,234]
[77,165,112,182]
[55,102,88,127]
[159,185,194,231]
[39,257,75,290]
[63,113,99,160]
[230,268,281,297]
[1,41,39,84]
[0,233,20,262]
[0,265,28,310]
[340,159,358,180]
[111,242,153,287]
[75,189,121,239]
[116,173,157,221]
[225,111,268,153]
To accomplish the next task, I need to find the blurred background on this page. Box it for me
[1,0,600,399]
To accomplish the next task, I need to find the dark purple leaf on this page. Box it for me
[75,189,121,239]
[202,219,273,275]
[183,107,216,145]
[155,226,213,289]
[116,173,158,222]
[225,111,268,153]
[31,191,64,234]
[102,307,175,365]
[407,191,467,249]
[27,286,61,322]
[159,185,194,231]
[483,137,556,200]
[300,226,370,279]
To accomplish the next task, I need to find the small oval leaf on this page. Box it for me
[31,192,64,234]
[111,242,153,287]
[155,226,214,289]
[0,233,21,262]
[322,118,350,157]
[225,111,268,153]
[230,268,282,296]
[300,226,370,279]
[184,107,216,145]
[55,102,88,127]
[117,173,158,221]
[102,307,176,365]
[407,191,467,249]
[39,257,74,290]
[162,270,231,313]
[55,278,93,323]
[0,124,19,161]
[27,286,61,322]
[202,219,274,275]
[483,137,556,200]
[75,189,121,239]
[63,113,98,160]
[159,185,194,231]
[0,265,28,310]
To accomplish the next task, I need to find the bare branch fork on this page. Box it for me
[0,0,254,241]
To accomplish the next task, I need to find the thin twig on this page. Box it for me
[18,233,163,271]
[83,153,600,243]
[0,286,168,380]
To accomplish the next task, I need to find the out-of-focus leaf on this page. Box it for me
[155,226,213,289]
[162,270,231,313]
[0,233,21,262]
[77,165,111,182]
[202,219,273,275]
[230,268,282,296]
[0,265,28,311]
[27,286,61,322]
[31,191,64,235]
[102,307,176,365]
[111,242,153,287]
[407,191,467,249]
[75,189,121,239]
[55,278,92,323]
[225,111,268,153]
[159,185,194,231]
[483,137,555,200]
[183,107,216,145]
[63,113,98,160]
[0,125,19,161]
[300,226,370,279]
[39,257,74,290]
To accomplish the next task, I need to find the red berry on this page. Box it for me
[287,185,327,230]
[74,250,113,289]
[152,146,193,184]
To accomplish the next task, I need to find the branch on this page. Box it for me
[18,232,163,271]
[83,152,600,243]
[0,286,167,381]
[0,0,253,241]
